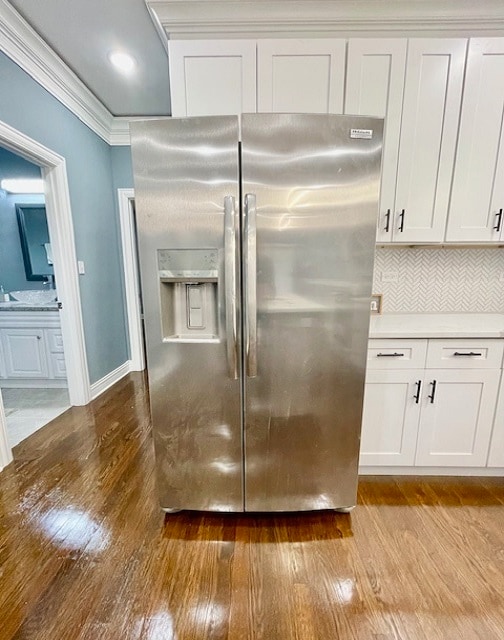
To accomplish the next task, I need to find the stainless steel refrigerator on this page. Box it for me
[130,113,383,513]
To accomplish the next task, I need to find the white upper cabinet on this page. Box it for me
[257,39,345,113]
[168,40,257,117]
[446,38,504,242]
[346,38,466,243]
[345,39,407,242]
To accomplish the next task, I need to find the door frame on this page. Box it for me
[118,189,144,372]
[0,119,90,470]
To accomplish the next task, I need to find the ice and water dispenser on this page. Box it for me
[158,249,219,342]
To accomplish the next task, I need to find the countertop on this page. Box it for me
[369,313,504,339]
[0,301,59,312]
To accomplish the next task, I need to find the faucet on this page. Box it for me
[43,275,55,289]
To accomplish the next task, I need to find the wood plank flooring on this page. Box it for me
[1,372,504,639]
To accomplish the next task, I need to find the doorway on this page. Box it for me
[118,189,145,372]
[0,147,70,447]
[0,119,90,469]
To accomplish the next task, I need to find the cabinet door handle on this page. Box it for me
[428,380,437,404]
[36,335,41,340]
[453,351,482,357]
[494,209,503,232]
[413,380,422,404]
[398,209,405,232]
[376,352,405,357]
[384,209,391,232]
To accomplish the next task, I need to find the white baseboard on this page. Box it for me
[359,465,504,477]
[90,361,131,400]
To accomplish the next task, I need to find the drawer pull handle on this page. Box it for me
[376,352,405,357]
[413,380,422,404]
[384,209,391,232]
[398,209,405,232]
[428,380,437,404]
[494,209,503,232]
[453,351,482,357]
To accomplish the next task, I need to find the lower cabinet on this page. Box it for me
[2,329,49,378]
[361,338,504,470]
[0,311,66,387]
[360,369,422,465]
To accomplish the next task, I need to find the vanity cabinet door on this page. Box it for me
[1,328,49,378]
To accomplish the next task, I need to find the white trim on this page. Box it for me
[0,391,13,471]
[109,118,131,146]
[148,0,504,38]
[118,189,145,372]
[90,361,131,399]
[359,466,504,476]
[0,119,91,411]
[0,0,113,143]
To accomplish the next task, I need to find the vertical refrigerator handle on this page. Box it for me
[224,196,238,379]
[244,193,257,378]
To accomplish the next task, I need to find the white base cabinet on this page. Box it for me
[0,311,66,388]
[361,338,504,471]
[415,369,500,467]
[360,369,422,466]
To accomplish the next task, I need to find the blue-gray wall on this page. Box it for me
[0,52,128,385]
[0,148,46,291]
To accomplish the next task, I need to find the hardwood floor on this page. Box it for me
[1,372,504,639]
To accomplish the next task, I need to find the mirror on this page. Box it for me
[15,204,54,281]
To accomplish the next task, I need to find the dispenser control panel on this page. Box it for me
[158,249,218,281]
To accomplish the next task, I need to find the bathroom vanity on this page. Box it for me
[0,305,66,387]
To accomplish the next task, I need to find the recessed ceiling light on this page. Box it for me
[108,51,136,74]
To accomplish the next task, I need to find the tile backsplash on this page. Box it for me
[373,247,504,314]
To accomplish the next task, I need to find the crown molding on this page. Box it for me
[147,0,504,38]
[109,117,132,146]
[0,0,115,143]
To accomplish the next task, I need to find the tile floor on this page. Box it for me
[2,388,70,448]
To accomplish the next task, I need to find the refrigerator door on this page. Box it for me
[130,117,243,511]
[241,113,383,511]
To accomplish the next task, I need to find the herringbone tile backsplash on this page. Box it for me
[373,247,504,313]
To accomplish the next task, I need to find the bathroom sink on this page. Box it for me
[9,290,57,304]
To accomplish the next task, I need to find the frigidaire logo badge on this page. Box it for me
[350,129,373,139]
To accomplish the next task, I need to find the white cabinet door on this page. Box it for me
[346,38,465,243]
[345,39,407,242]
[447,38,504,242]
[168,40,257,117]
[1,329,48,378]
[487,371,504,467]
[415,369,499,466]
[394,39,466,243]
[360,369,423,466]
[258,39,345,113]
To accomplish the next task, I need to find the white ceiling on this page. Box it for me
[8,0,171,117]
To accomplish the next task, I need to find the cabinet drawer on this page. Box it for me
[367,340,427,369]
[46,329,64,353]
[426,339,504,369]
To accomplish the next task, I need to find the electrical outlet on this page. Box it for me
[499,270,504,284]
[381,270,399,283]
[78,260,86,275]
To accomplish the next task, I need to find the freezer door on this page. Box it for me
[130,117,243,511]
[241,113,383,511]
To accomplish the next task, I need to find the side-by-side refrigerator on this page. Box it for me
[130,113,383,512]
